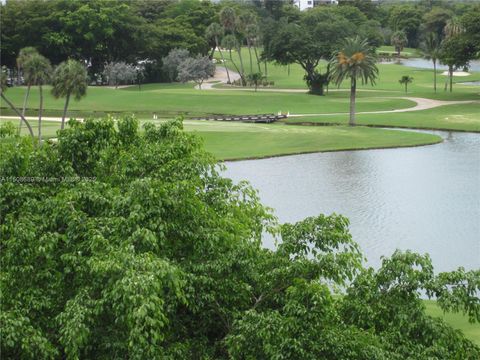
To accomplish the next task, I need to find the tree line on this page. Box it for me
[2,0,479,87]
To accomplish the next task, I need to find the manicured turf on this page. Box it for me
[377,45,421,58]
[0,119,442,161]
[215,48,480,100]
[424,300,480,345]
[0,85,416,118]
[190,122,441,160]
[285,102,480,132]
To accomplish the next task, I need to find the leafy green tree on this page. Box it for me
[162,48,191,82]
[388,5,423,47]
[422,7,453,40]
[1,117,479,358]
[102,62,137,89]
[439,35,476,92]
[391,30,408,57]
[177,55,215,89]
[205,23,231,84]
[330,37,378,126]
[263,11,352,95]
[51,59,88,130]
[421,32,441,92]
[399,75,414,93]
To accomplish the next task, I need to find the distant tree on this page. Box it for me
[221,34,244,84]
[16,47,38,134]
[388,5,422,47]
[51,59,88,130]
[247,72,264,92]
[206,23,231,84]
[391,31,408,57]
[399,75,414,93]
[422,7,453,40]
[421,32,441,92]
[102,62,137,89]
[444,17,464,39]
[162,48,191,82]
[330,37,378,126]
[439,35,476,92]
[177,55,215,89]
[0,69,34,138]
[263,11,352,95]
[24,54,51,144]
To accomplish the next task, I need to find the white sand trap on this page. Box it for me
[441,71,471,77]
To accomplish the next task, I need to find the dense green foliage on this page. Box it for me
[1,117,479,359]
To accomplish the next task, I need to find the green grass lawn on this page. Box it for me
[285,102,480,132]
[1,119,442,161]
[424,300,480,346]
[215,48,480,99]
[0,85,416,118]
[377,45,421,58]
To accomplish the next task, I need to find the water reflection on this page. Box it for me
[224,131,480,272]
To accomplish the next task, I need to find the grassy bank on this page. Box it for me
[1,119,441,161]
[424,300,480,345]
[285,102,480,132]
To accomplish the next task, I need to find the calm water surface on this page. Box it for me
[396,58,480,72]
[224,131,480,272]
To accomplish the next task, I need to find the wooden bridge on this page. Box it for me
[191,113,287,123]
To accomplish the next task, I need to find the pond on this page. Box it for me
[393,58,480,72]
[224,131,480,273]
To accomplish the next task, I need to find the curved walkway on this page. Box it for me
[200,67,479,116]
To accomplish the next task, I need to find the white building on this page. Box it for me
[293,0,338,11]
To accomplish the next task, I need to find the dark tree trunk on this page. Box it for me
[38,85,43,145]
[61,92,71,130]
[19,83,31,135]
[449,66,453,92]
[349,78,356,126]
[253,46,262,73]
[1,92,35,138]
[433,59,437,93]
[217,37,231,84]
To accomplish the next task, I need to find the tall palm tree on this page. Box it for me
[206,23,231,84]
[422,33,441,93]
[16,47,39,133]
[25,54,52,144]
[391,31,408,57]
[221,35,244,85]
[51,59,88,130]
[330,37,378,126]
[0,69,35,139]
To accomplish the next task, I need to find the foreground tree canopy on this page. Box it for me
[1,117,479,359]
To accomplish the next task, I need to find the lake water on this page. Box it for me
[394,58,480,72]
[224,131,480,272]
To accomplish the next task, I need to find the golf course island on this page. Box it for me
[1,0,479,359]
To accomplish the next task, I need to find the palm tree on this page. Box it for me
[25,54,52,144]
[391,31,408,57]
[51,59,88,130]
[330,37,378,126]
[422,33,441,93]
[16,47,39,133]
[399,75,414,93]
[0,68,35,139]
[444,18,464,39]
[221,35,244,85]
[206,23,231,84]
